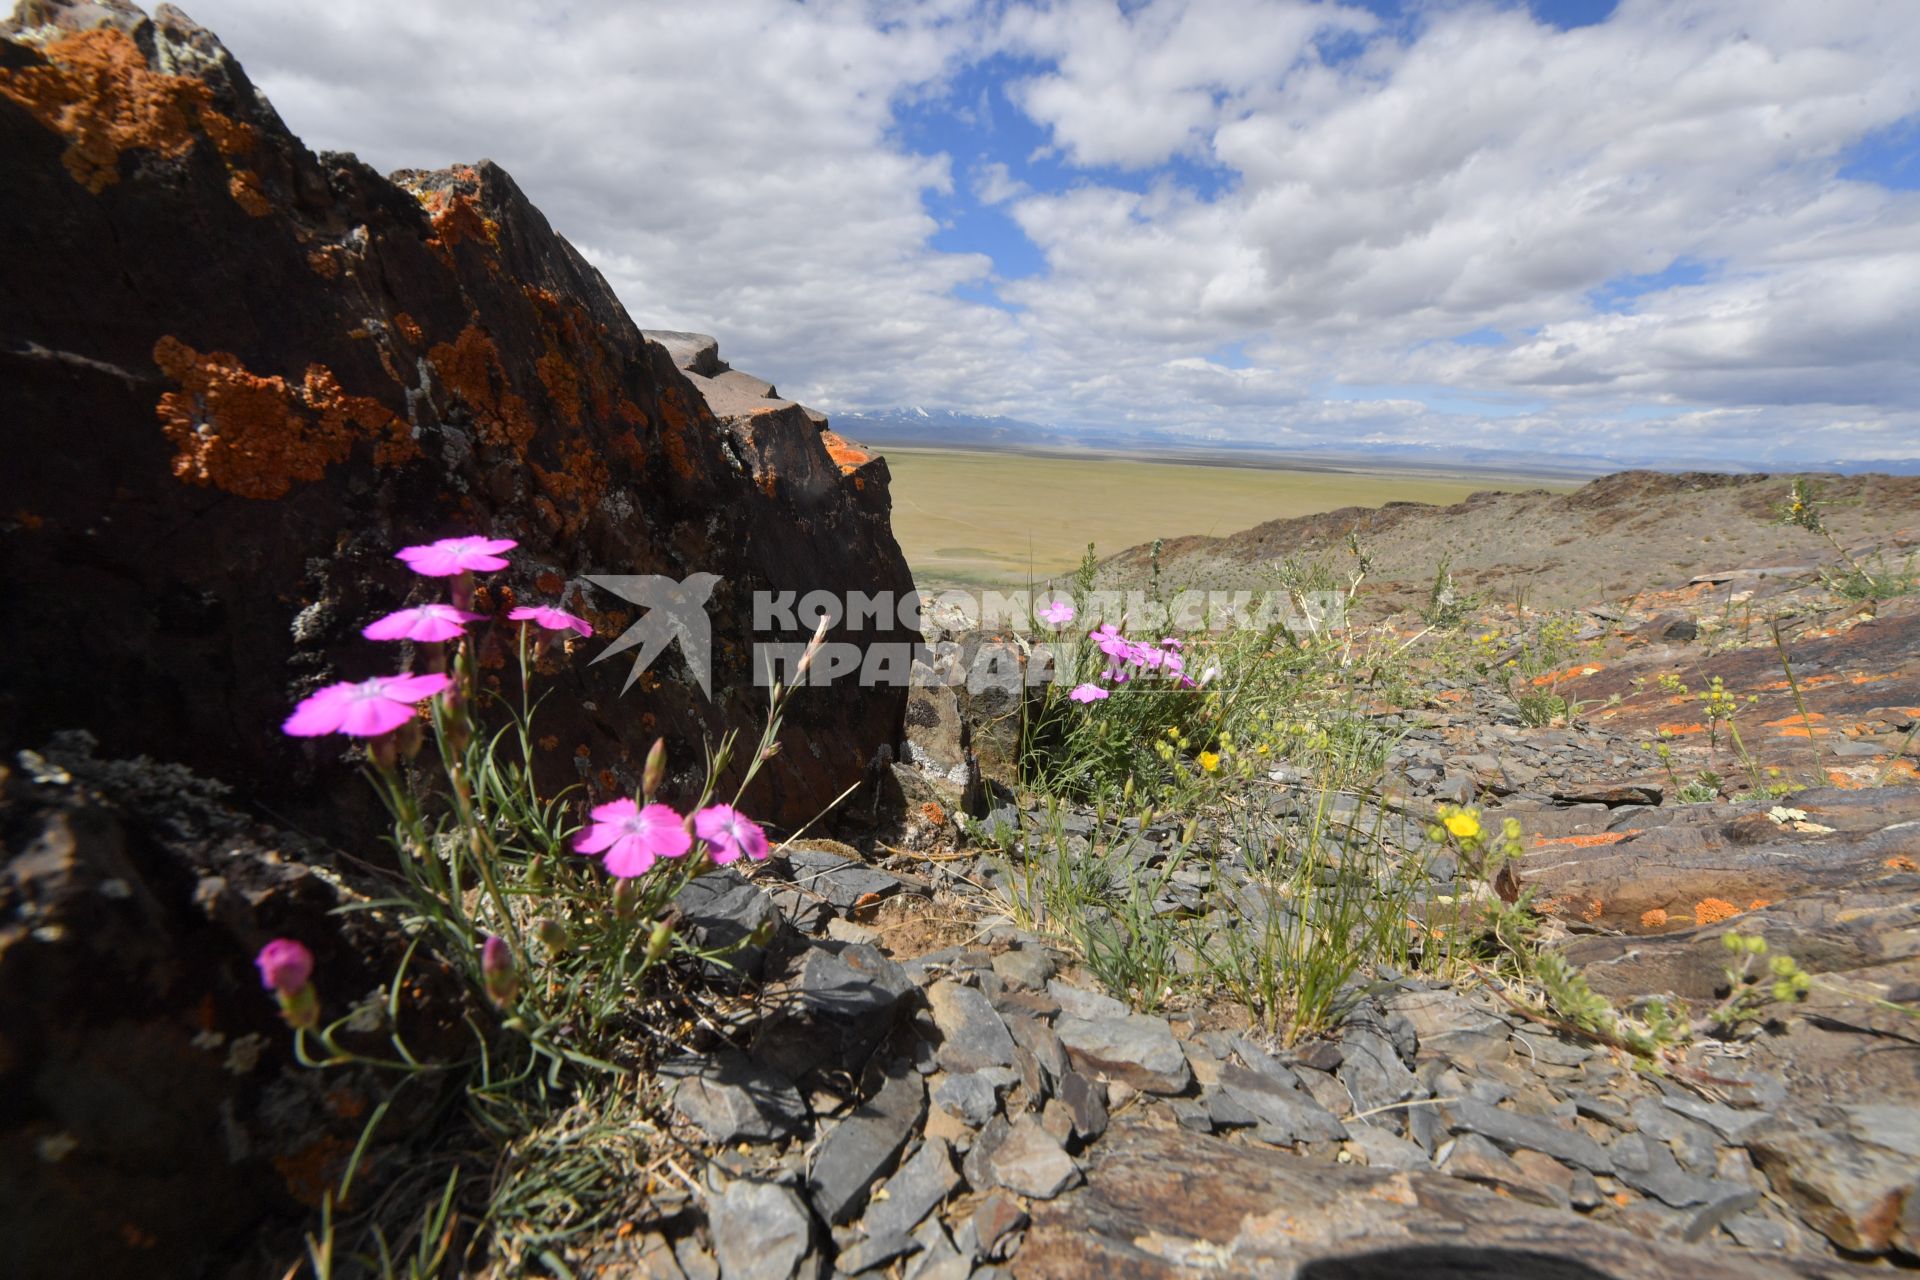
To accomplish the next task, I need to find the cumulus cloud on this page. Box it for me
[88,0,1920,464]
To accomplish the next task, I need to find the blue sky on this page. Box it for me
[123,0,1920,465]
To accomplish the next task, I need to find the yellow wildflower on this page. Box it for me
[1443,812,1482,841]
[1197,751,1222,773]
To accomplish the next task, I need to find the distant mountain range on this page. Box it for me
[832,407,1919,478]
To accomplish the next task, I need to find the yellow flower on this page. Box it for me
[1197,751,1222,773]
[1443,812,1481,841]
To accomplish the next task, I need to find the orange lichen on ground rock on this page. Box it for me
[1693,898,1741,926]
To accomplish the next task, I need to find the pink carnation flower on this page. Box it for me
[282,673,453,738]
[1069,683,1109,703]
[362,603,486,642]
[694,804,769,865]
[255,938,313,995]
[395,536,518,576]
[1090,623,1131,662]
[574,799,692,877]
[509,605,594,637]
[1037,598,1076,629]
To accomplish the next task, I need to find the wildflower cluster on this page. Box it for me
[1778,477,1824,532]
[257,534,772,1077]
[1068,624,1205,703]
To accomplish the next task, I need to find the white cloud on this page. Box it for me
[57,0,1920,465]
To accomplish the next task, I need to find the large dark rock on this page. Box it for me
[0,736,469,1280]
[0,0,914,834]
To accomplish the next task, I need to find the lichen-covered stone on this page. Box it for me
[0,0,914,839]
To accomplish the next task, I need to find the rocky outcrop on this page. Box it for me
[645,329,831,427]
[0,735,469,1280]
[0,0,912,833]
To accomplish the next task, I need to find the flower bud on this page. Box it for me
[368,731,400,771]
[612,877,642,920]
[642,737,668,803]
[644,916,675,967]
[481,935,519,1008]
[536,918,570,954]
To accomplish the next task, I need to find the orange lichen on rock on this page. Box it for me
[1579,898,1604,923]
[305,247,340,279]
[1528,663,1603,687]
[428,324,536,452]
[1884,855,1919,872]
[1640,908,1669,929]
[1657,721,1706,736]
[536,351,584,427]
[1747,899,1771,911]
[197,107,255,159]
[226,168,270,215]
[0,27,232,192]
[1530,830,1632,849]
[393,312,424,344]
[421,187,498,266]
[820,431,873,474]
[153,336,416,499]
[531,442,610,539]
[1693,898,1741,926]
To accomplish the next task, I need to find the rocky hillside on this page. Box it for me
[1100,470,1920,614]
[0,0,911,835]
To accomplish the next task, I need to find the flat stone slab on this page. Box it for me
[861,1136,959,1241]
[1018,1118,1813,1279]
[985,1116,1080,1199]
[807,1063,926,1225]
[708,1180,816,1280]
[664,1051,807,1144]
[1056,1013,1193,1094]
[926,980,1017,1073]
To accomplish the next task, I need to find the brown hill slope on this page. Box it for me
[1100,471,1920,614]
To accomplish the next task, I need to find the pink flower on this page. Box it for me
[255,938,313,995]
[574,799,692,877]
[1090,623,1131,662]
[395,536,518,576]
[1037,598,1076,629]
[509,605,593,637]
[1069,683,1109,703]
[1159,637,1185,651]
[695,804,770,865]
[1129,642,1164,670]
[282,673,453,738]
[362,603,485,642]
